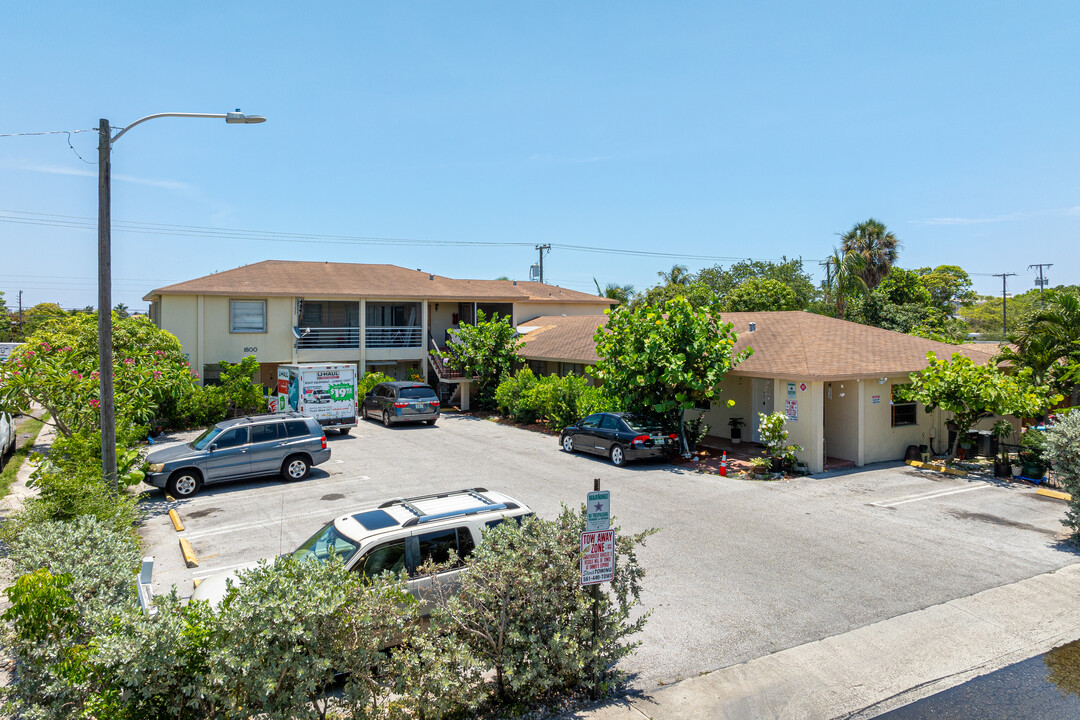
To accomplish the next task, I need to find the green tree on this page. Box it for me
[916,265,976,313]
[633,279,715,309]
[0,290,12,341]
[895,352,1061,457]
[589,296,750,452]
[427,507,654,704]
[593,277,635,305]
[697,256,817,309]
[17,302,68,340]
[441,309,522,410]
[996,289,1080,404]
[840,218,900,290]
[820,247,868,318]
[217,355,264,416]
[658,263,693,286]
[725,278,799,312]
[113,303,131,319]
[958,289,1047,341]
[0,313,197,437]
[1044,409,1080,537]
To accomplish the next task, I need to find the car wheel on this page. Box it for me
[166,470,202,498]
[339,427,351,435]
[383,411,392,427]
[562,435,575,453]
[425,419,437,425]
[610,445,626,467]
[282,455,310,481]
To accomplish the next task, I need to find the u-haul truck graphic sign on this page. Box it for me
[276,363,357,429]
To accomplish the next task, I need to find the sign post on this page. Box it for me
[583,478,614,698]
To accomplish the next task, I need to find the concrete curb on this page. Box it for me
[569,563,1080,720]
[905,459,967,477]
[1037,488,1072,502]
[168,509,185,531]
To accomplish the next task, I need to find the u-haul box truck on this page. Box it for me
[273,363,357,433]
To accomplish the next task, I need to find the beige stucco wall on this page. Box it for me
[159,295,199,365]
[855,375,946,465]
[698,375,753,441]
[514,302,612,323]
[772,378,824,473]
[200,296,296,366]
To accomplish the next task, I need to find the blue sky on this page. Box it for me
[2,2,1077,310]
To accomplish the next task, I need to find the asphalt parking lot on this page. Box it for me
[138,413,1079,691]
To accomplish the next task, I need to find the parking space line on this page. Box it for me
[871,485,990,508]
[183,505,345,541]
[149,474,370,510]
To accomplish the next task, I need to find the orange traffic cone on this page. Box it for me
[719,451,728,477]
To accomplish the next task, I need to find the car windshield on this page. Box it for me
[291,521,361,564]
[398,386,436,399]
[622,414,665,433]
[190,427,222,450]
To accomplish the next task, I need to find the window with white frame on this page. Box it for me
[230,300,266,333]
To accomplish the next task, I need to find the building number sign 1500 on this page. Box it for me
[243,346,258,353]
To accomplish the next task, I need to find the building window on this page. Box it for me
[891,385,917,427]
[231,300,266,333]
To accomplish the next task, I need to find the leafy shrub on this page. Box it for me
[427,506,654,706]
[212,553,416,720]
[2,431,143,541]
[358,370,394,397]
[496,371,619,430]
[88,595,221,720]
[3,517,140,719]
[217,356,264,417]
[1044,410,1080,535]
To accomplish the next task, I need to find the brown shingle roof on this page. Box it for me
[517,310,1002,380]
[517,315,609,364]
[144,260,613,305]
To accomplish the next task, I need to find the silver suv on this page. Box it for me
[145,413,331,498]
[191,488,532,609]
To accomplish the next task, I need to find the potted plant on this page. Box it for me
[990,420,1014,477]
[685,414,710,453]
[728,416,745,443]
[1018,427,1048,480]
[956,435,975,461]
[757,412,790,470]
[781,444,804,472]
[919,444,930,463]
[748,456,770,476]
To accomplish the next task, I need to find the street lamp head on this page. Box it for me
[225,109,266,124]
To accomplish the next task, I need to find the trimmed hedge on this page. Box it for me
[495,370,617,430]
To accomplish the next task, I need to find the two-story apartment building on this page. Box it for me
[144,260,614,400]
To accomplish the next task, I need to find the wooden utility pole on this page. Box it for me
[535,244,551,284]
[98,118,118,489]
[992,272,1017,339]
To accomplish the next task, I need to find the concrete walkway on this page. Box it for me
[572,562,1080,720]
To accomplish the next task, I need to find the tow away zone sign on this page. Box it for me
[581,529,615,586]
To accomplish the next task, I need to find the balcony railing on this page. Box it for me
[367,326,423,348]
[293,326,423,350]
[295,327,359,349]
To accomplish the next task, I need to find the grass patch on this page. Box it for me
[0,417,45,500]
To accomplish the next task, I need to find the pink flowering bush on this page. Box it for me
[0,312,197,437]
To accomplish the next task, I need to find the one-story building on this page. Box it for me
[517,310,1003,474]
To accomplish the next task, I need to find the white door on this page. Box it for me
[751,378,775,443]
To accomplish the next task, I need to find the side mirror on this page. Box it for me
[207,444,217,452]
[366,391,374,398]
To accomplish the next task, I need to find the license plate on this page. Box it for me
[650,435,666,443]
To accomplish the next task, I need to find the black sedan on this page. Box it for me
[559,412,677,467]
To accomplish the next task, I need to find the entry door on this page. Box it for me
[751,379,775,443]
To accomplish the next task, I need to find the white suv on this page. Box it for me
[191,488,533,608]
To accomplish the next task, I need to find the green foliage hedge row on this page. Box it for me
[495,369,616,430]
[3,509,653,719]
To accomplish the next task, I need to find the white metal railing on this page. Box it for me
[366,326,423,348]
[295,327,360,349]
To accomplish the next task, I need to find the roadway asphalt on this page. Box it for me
[137,412,1079,693]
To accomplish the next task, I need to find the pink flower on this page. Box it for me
[91,371,100,379]
[40,342,51,351]
[62,346,72,352]
[152,370,162,378]
[69,369,82,379]
[25,350,34,357]
[89,399,100,409]
[123,358,135,365]
[155,350,165,356]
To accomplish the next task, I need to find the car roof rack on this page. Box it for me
[378,488,514,527]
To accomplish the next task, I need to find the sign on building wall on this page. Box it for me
[787,382,796,400]
[785,399,798,422]
[872,395,881,404]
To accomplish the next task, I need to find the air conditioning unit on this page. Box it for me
[529,263,540,281]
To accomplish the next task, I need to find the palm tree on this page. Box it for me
[997,289,1080,403]
[823,248,868,318]
[658,264,693,286]
[593,278,635,305]
[840,218,900,290]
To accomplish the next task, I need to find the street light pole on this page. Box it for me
[97,110,265,490]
